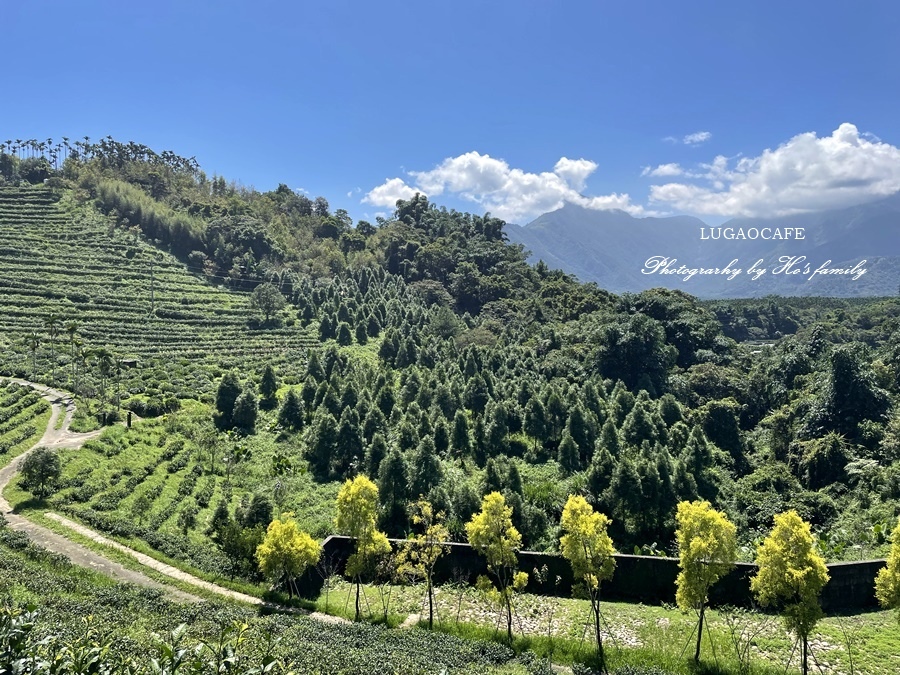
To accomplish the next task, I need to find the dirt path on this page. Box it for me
[0,378,347,622]
[0,379,201,603]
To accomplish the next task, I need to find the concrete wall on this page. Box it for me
[316,536,885,611]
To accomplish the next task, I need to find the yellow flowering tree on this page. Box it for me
[255,512,321,598]
[751,510,829,675]
[674,500,736,663]
[466,491,528,643]
[875,518,900,621]
[396,499,450,629]
[559,495,616,671]
[336,475,391,621]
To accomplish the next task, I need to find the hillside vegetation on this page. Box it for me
[2,138,900,673]
[2,139,900,555]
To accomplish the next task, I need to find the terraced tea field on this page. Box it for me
[0,380,50,462]
[0,186,318,398]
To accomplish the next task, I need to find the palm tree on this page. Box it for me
[25,331,41,379]
[46,314,60,383]
[114,358,123,412]
[65,321,80,389]
[91,347,114,422]
[73,339,85,397]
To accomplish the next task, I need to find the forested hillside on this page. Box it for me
[2,137,900,565]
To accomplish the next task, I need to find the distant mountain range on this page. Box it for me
[506,194,900,298]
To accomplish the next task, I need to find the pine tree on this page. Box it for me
[278,389,304,431]
[232,387,258,433]
[483,457,505,494]
[355,321,369,345]
[307,351,326,382]
[566,404,594,466]
[451,410,472,457]
[464,374,490,414]
[507,462,523,496]
[378,447,410,536]
[308,412,338,480]
[365,433,388,477]
[363,407,386,443]
[215,372,242,428]
[337,322,353,346]
[587,444,616,508]
[410,436,443,498]
[318,315,336,341]
[260,364,278,410]
[433,417,450,456]
[598,417,621,457]
[524,398,548,451]
[558,431,580,475]
[335,407,364,477]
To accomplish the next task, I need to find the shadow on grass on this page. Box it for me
[12,496,48,514]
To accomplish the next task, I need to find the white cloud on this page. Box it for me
[362,177,421,207]
[641,163,684,177]
[649,123,900,217]
[553,157,598,191]
[683,131,712,145]
[364,151,644,222]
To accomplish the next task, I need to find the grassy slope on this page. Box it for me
[3,399,340,595]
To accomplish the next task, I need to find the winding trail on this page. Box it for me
[0,379,348,621]
[0,379,200,603]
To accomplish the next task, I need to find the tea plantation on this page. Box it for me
[0,185,317,403]
[0,521,544,674]
[0,381,50,460]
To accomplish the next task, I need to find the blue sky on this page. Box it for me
[3,0,900,224]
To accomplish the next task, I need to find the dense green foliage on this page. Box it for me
[3,137,900,577]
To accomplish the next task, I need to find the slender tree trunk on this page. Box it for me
[505,592,513,643]
[695,603,705,662]
[594,596,604,672]
[428,577,434,629]
[802,635,808,675]
[355,577,361,622]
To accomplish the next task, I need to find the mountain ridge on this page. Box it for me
[506,194,900,297]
